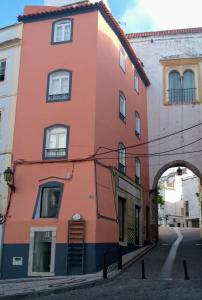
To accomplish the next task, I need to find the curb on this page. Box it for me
[0,244,156,299]
[123,243,156,271]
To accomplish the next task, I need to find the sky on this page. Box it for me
[1,0,202,33]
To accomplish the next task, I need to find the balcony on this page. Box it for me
[168,88,196,104]
[45,148,66,158]
[47,93,69,101]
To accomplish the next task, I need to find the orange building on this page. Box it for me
[2,1,150,278]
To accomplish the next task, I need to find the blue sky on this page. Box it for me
[1,0,202,33]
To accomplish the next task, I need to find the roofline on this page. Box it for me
[18,1,150,87]
[0,22,22,31]
[127,27,202,39]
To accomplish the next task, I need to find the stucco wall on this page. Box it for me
[130,33,202,188]
[182,175,199,219]
[0,23,22,213]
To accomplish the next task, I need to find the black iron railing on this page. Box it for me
[103,246,122,279]
[168,88,196,104]
[45,148,66,158]
[48,93,69,101]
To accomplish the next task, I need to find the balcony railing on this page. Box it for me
[45,148,66,158]
[47,93,69,101]
[168,88,196,104]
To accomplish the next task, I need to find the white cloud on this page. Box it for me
[121,0,202,33]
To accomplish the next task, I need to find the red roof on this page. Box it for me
[18,1,150,86]
[127,27,202,39]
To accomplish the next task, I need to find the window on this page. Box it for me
[33,182,63,218]
[168,70,195,103]
[47,70,72,102]
[135,158,141,185]
[135,111,140,138]
[161,58,201,104]
[119,47,126,72]
[43,125,69,159]
[52,19,73,44]
[119,92,126,122]
[134,68,139,92]
[118,143,126,173]
[0,60,6,82]
[118,197,126,242]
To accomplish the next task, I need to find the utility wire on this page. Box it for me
[93,121,202,156]
[125,136,202,157]
[95,148,202,160]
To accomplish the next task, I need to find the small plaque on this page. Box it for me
[12,257,23,266]
[72,213,81,221]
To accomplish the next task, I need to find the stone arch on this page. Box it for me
[152,160,202,190]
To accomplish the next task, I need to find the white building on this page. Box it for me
[182,175,200,227]
[0,23,22,214]
[0,23,22,273]
[128,28,202,238]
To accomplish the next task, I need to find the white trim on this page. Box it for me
[28,227,56,277]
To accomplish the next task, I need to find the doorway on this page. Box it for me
[28,227,56,276]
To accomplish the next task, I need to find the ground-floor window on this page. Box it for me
[28,227,56,276]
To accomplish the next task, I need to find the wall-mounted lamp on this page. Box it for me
[177,167,183,176]
[3,167,15,192]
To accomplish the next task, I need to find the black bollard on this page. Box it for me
[103,252,107,279]
[118,246,122,270]
[183,260,190,280]
[142,259,146,279]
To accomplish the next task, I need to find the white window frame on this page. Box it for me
[135,158,141,185]
[119,143,126,173]
[134,68,139,92]
[0,60,6,82]
[44,125,68,159]
[119,47,126,72]
[119,92,126,121]
[28,227,56,277]
[135,111,141,138]
[48,70,71,101]
[53,19,72,43]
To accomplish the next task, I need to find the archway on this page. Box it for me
[150,160,202,242]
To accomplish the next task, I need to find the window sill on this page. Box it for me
[119,114,126,124]
[47,94,70,102]
[135,131,140,139]
[164,99,201,106]
[51,39,72,45]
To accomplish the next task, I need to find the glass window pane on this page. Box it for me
[61,77,69,94]
[50,78,60,95]
[48,133,57,149]
[64,23,71,41]
[55,25,63,42]
[32,231,52,273]
[40,187,60,217]
[120,94,126,117]
[58,133,66,148]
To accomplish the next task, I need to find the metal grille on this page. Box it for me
[45,148,66,158]
[48,93,69,101]
[168,88,196,104]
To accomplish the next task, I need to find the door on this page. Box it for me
[28,227,56,276]
[135,206,140,245]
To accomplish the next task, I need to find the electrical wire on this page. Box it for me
[92,121,202,157]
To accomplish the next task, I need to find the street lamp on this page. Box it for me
[3,167,15,192]
[177,167,183,176]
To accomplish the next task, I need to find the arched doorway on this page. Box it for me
[150,160,202,242]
